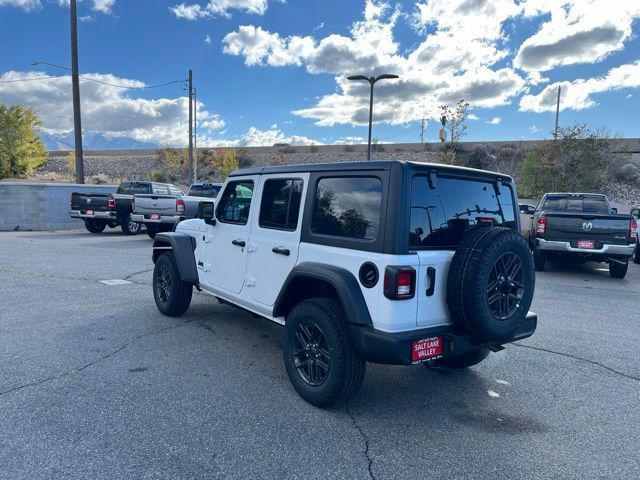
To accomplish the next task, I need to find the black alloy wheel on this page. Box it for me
[155,263,172,304]
[293,322,331,387]
[486,251,525,320]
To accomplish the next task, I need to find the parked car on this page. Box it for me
[529,193,637,277]
[149,160,537,407]
[519,203,536,237]
[131,182,222,239]
[631,206,640,264]
[69,181,156,235]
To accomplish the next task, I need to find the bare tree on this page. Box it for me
[437,99,470,164]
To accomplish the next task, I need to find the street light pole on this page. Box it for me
[188,69,193,184]
[347,74,399,161]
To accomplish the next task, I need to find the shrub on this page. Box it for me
[236,148,254,168]
[343,145,355,153]
[372,139,385,152]
[309,143,319,153]
[0,104,48,178]
[218,150,239,180]
[90,173,111,185]
[436,149,455,165]
[616,163,640,183]
[468,144,489,170]
[66,151,76,174]
[149,170,167,182]
[270,155,286,166]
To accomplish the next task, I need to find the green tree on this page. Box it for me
[0,104,48,178]
[218,149,239,180]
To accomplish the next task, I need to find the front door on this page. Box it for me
[246,174,307,306]
[204,177,256,294]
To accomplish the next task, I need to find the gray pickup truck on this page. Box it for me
[132,182,222,238]
[529,193,637,278]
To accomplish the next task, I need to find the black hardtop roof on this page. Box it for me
[544,193,608,197]
[228,159,511,181]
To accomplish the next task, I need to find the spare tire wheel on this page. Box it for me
[446,227,535,343]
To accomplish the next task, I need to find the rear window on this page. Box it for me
[116,183,130,194]
[311,177,382,240]
[189,184,221,198]
[410,175,515,249]
[542,195,608,214]
[130,182,150,194]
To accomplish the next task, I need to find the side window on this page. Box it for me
[259,178,303,231]
[169,185,183,195]
[216,180,254,225]
[311,177,382,240]
[153,184,169,195]
[117,183,130,194]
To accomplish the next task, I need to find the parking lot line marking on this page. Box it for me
[495,379,511,386]
[487,390,500,398]
[99,279,133,286]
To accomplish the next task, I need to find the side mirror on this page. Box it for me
[611,207,618,214]
[198,201,216,226]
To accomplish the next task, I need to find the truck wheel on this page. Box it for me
[84,219,106,233]
[440,348,490,369]
[283,298,365,407]
[153,252,192,316]
[533,248,546,271]
[146,224,159,239]
[447,227,535,343]
[634,243,640,264]
[121,213,141,235]
[609,260,628,279]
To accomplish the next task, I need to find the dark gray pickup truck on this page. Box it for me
[529,193,637,278]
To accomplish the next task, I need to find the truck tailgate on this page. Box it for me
[133,195,178,215]
[545,213,631,245]
[71,193,110,212]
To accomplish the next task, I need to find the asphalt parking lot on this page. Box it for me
[1,229,639,480]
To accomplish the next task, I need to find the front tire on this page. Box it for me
[609,260,628,279]
[283,298,365,407]
[153,252,193,316]
[634,243,640,264]
[440,348,490,369]
[121,213,141,235]
[84,219,106,233]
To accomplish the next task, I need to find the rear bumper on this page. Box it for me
[69,210,115,220]
[348,312,537,365]
[131,214,184,224]
[537,238,635,257]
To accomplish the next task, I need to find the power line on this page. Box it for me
[0,75,66,84]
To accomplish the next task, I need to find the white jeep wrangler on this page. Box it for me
[151,160,537,407]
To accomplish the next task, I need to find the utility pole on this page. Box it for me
[554,85,561,140]
[193,87,197,183]
[70,0,84,183]
[188,69,193,184]
[420,118,425,143]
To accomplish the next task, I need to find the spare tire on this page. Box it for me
[446,227,535,343]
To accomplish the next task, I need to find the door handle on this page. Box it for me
[232,239,246,247]
[272,246,290,256]
[426,267,436,296]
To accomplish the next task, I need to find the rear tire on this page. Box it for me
[283,298,365,407]
[609,260,628,279]
[440,348,490,369]
[633,243,640,264]
[84,219,106,233]
[146,224,159,239]
[121,213,141,235]
[533,248,546,271]
[153,252,192,316]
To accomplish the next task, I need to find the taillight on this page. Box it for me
[176,198,185,213]
[630,219,638,240]
[107,197,116,209]
[536,216,547,237]
[383,266,416,300]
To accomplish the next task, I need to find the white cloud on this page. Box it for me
[334,136,365,145]
[514,0,640,72]
[204,34,212,44]
[92,0,115,14]
[0,0,40,10]
[529,125,539,133]
[171,0,268,19]
[205,126,318,147]
[467,113,479,120]
[520,60,640,112]
[487,116,501,125]
[0,71,225,146]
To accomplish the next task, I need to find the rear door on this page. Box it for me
[204,176,257,294]
[246,173,307,306]
[410,174,516,327]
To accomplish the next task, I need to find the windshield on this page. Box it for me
[542,195,609,214]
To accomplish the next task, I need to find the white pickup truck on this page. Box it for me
[132,182,222,238]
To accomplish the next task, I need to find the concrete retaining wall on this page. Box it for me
[0,183,117,231]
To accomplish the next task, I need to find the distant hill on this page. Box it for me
[40,132,157,151]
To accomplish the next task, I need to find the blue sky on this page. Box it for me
[0,0,639,148]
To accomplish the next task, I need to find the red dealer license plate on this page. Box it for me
[577,240,595,249]
[150,213,160,220]
[85,209,94,216]
[411,337,443,363]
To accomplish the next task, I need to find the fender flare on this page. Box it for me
[152,232,199,284]
[273,262,372,326]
